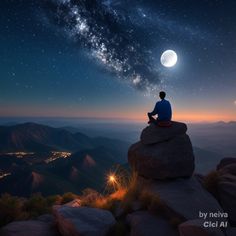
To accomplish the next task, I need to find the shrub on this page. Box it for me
[169,216,184,228]
[203,170,220,198]
[138,190,153,207]
[46,194,62,206]
[81,171,139,214]
[138,187,183,224]
[80,188,102,207]
[120,171,139,211]
[23,193,49,217]
[61,192,78,204]
[0,193,27,226]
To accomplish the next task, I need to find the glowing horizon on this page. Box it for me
[1,1,236,126]
[0,111,235,124]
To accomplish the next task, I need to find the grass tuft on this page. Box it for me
[203,170,220,198]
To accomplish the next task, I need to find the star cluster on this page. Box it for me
[0,0,236,120]
[42,0,164,92]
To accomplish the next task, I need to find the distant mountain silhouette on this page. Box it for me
[0,122,130,155]
[1,121,234,196]
[0,123,131,196]
[0,122,93,152]
[193,147,222,174]
[188,121,236,157]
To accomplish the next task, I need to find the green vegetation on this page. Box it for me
[0,194,26,227]
[0,192,79,227]
[0,170,183,231]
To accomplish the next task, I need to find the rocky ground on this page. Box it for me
[0,121,236,236]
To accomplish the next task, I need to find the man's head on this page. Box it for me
[159,91,166,100]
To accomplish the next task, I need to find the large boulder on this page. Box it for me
[218,174,236,225]
[128,134,194,179]
[226,227,236,236]
[217,158,236,170]
[0,220,59,236]
[218,163,236,176]
[126,211,179,236]
[53,206,116,236]
[137,176,224,221]
[178,219,225,236]
[215,161,236,224]
[140,121,187,145]
[219,180,236,225]
[37,214,55,224]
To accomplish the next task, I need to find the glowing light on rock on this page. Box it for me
[108,175,116,183]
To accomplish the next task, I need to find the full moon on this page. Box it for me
[160,50,178,67]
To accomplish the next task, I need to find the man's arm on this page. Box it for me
[148,102,158,116]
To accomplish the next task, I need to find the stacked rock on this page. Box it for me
[127,121,228,236]
[128,121,195,179]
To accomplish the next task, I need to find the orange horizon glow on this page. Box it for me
[134,112,236,123]
[0,113,235,123]
[0,104,235,123]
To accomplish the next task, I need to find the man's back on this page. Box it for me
[148,91,172,123]
[156,99,172,121]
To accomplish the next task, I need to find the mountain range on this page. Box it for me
[0,121,235,196]
[0,123,130,196]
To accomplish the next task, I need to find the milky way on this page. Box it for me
[41,0,211,93]
[41,0,164,92]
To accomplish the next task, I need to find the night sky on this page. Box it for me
[1,0,236,122]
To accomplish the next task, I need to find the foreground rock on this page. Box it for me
[217,157,236,170]
[140,121,187,145]
[37,214,55,224]
[0,220,59,236]
[138,176,224,221]
[219,163,236,176]
[218,181,236,224]
[217,162,236,225]
[127,211,179,236]
[53,206,116,236]
[226,227,236,236]
[128,121,194,179]
[128,134,194,179]
[178,219,225,236]
[64,199,81,207]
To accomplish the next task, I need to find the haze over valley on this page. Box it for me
[0,120,235,197]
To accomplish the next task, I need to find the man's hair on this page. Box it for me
[159,91,166,99]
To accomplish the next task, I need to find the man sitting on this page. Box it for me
[147,91,172,126]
